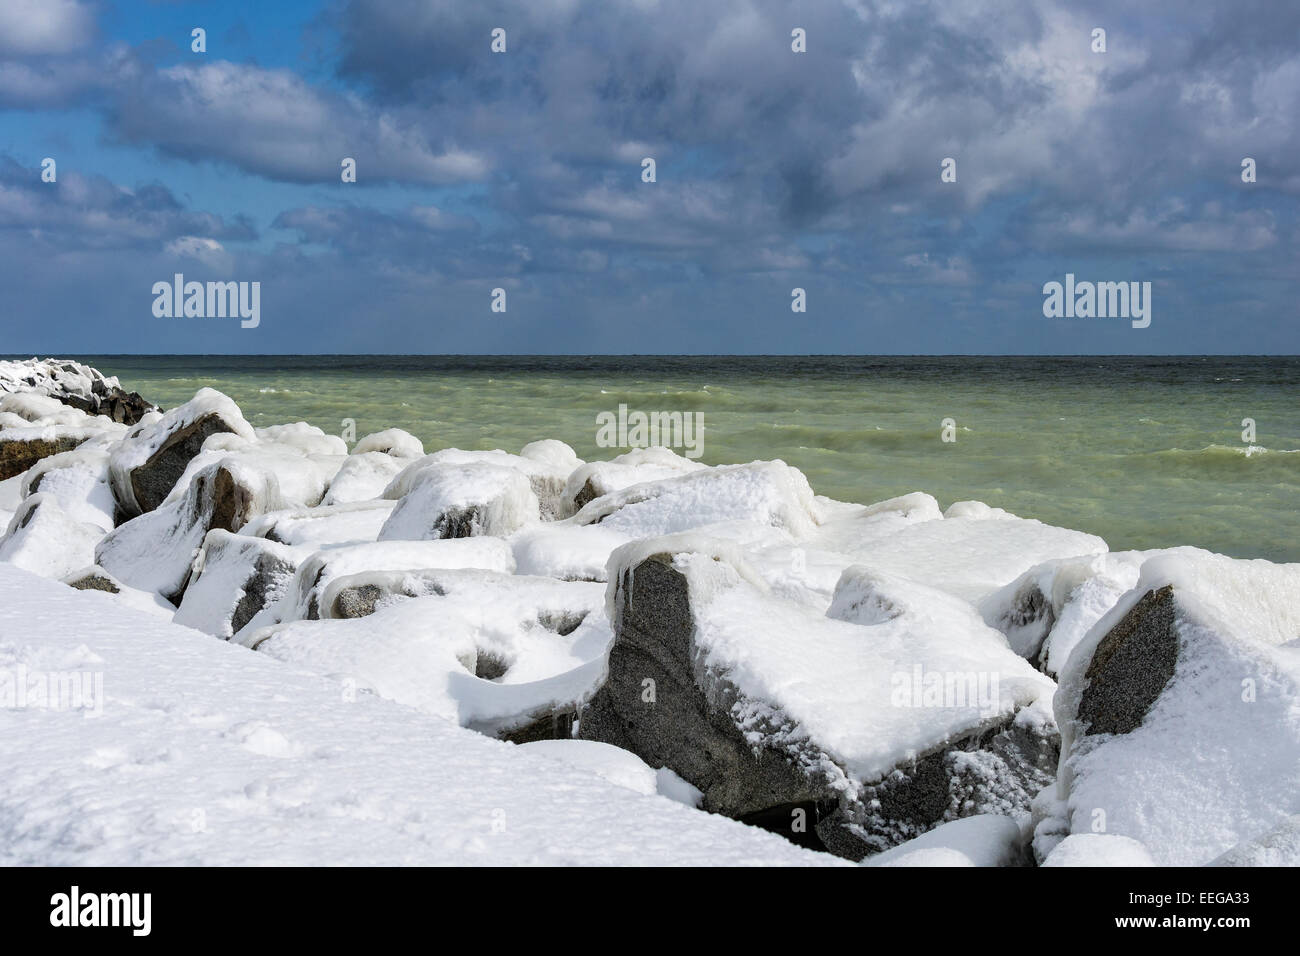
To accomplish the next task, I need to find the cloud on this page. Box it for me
[0,0,94,56]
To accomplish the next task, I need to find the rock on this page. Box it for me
[353,428,424,458]
[579,541,1058,859]
[562,446,705,514]
[174,530,306,639]
[379,461,539,540]
[0,357,155,425]
[572,460,821,539]
[320,452,406,506]
[262,537,518,625]
[21,444,117,531]
[108,388,256,517]
[248,576,610,741]
[1052,549,1300,865]
[96,456,284,602]
[0,428,93,480]
[62,565,123,593]
[0,493,105,580]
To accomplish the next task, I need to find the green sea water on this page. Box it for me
[74,355,1300,563]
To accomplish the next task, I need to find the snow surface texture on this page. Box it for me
[1050,549,1300,866]
[2,373,1298,866]
[0,565,833,865]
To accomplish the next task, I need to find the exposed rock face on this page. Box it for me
[580,551,1058,859]
[126,413,243,515]
[1075,585,1178,735]
[174,530,304,640]
[63,566,123,593]
[0,431,90,480]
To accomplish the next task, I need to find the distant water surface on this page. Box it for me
[61,355,1300,562]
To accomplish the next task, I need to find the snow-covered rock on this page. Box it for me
[174,530,307,639]
[263,537,518,625]
[573,459,821,539]
[1051,549,1300,866]
[108,388,255,517]
[379,462,539,540]
[240,500,396,550]
[0,493,104,579]
[562,446,704,513]
[580,536,1058,859]
[96,455,287,601]
[320,452,406,505]
[251,572,611,740]
[19,444,117,531]
[0,357,154,424]
[0,425,99,480]
[353,428,424,458]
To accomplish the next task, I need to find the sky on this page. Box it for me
[0,0,1296,355]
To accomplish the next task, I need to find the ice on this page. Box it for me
[174,530,309,639]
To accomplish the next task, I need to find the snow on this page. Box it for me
[1053,548,1300,866]
[1040,834,1156,867]
[562,446,704,510]
[0,563,836,866]
[19,445,116,531]
[352,428,424,458]
[250,569,611,736]
[240,500,397,550]
[518,739,706,807]
[510,522,632,582]
[174,530,308,639]
[265,537,518,626]
[862,814,1024,867]
[0,494,104,580]
[574,460,822,539]
[320,452,406,505]
[379,462,540,540]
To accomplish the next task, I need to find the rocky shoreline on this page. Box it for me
[1,357,1296,865]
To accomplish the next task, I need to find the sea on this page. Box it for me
[69,355,1300,563]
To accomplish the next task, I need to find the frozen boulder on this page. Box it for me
[562,446,702,513]
[579,538,1058,860]
[20,444,116,531]
[1040,833,1156,867]
[240,500,396,549]
[320,452,406,506]
[0,493,104,579]
[1051,549,1300,866]
[108,388,255,517]
[96,456,285,602]
[379,462,539,540]
[572,460,821,539]
[250,577,610,741]
[174,530,307,639]
[387,448,569,520]
[265,537,517,624]
[0,357,154,424]
[979,551,1148,675]
[353,428,424,459]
